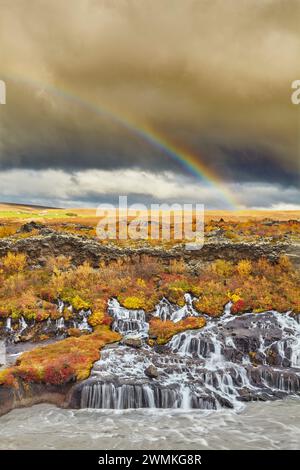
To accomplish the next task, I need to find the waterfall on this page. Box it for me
[19,316,28,333]
[78,308,300,411]
[56,317,65,330]
[78,317,92,332]
[153,294,199,323]
[57,299,64,314]
[108,298,149,338]
[81,382,157,409]
[5,318,12,332]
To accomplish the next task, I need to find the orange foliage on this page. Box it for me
[149,316,206,345]
[0,326,121,386]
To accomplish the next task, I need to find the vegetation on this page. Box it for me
[149,316,206,345]
[0,326,120,387]
[0,210,299,392]
[0,251,299,325]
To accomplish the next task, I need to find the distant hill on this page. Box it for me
[0,202,62,211]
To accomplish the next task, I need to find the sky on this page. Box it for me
[0,0,299,209]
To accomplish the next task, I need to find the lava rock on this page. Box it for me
[122,337,142,348]
[144,365,159,379]
[17,221,46,233]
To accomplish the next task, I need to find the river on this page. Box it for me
[0,399,299,450]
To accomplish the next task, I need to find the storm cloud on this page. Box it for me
[0,0,299,208]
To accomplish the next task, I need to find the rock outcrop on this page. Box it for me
[0,232,292,268]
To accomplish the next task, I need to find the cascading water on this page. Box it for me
[1,300,93,342]
[56,317,65,330]
[5,318,12,332]
[153,294,199,323]
[57,299,64,314]
[19,316,28,333]
[108,298,149,338]
[78,304,300,411]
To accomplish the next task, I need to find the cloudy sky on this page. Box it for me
[0,0,299,209]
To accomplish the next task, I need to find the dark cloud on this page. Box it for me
[0,0,299,207]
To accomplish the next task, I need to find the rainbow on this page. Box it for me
[4,75,240,209]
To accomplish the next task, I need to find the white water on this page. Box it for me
[5,317,12,332]
[108,298,149,338]
[80,309,300,411]
[18,316,28,333]
[153,293,199,323]
[2,300,94,338]
[56,317,65,330]
[1,400,300,450]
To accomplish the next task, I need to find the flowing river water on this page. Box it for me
[0,400,300,450]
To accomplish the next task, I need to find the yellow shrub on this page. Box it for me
[71,295,91,311]
[168,259,186,274]
[278,255,292,272]
[227,291,242,303]
[212,260,233,277]
[122,296,145,310]
[136,278,146,288]
[88,310,104,327]
[0,226,16,238]
[2,252,27,274]
[237,259,252,277]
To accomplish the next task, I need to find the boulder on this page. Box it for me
[17,221,46,233]
[144,365,159,379]
[122,337,142,348]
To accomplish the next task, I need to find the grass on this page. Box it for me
[0,203,299,221]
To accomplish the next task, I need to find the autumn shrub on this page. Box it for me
[0,226,16,238]
[231,299,246,314]
[212,259,233,277]
[88,310,104,327]
[149,316,206,345]
[46,255,71,273]
[237,259,252,277]
[122,296,146,310]
[1,252,27,274]
[71,295,91,311]
[168,259,187,275]
[1,326,121,386]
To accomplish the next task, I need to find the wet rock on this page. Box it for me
[122,337,142,348]
[144,365,159,379]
